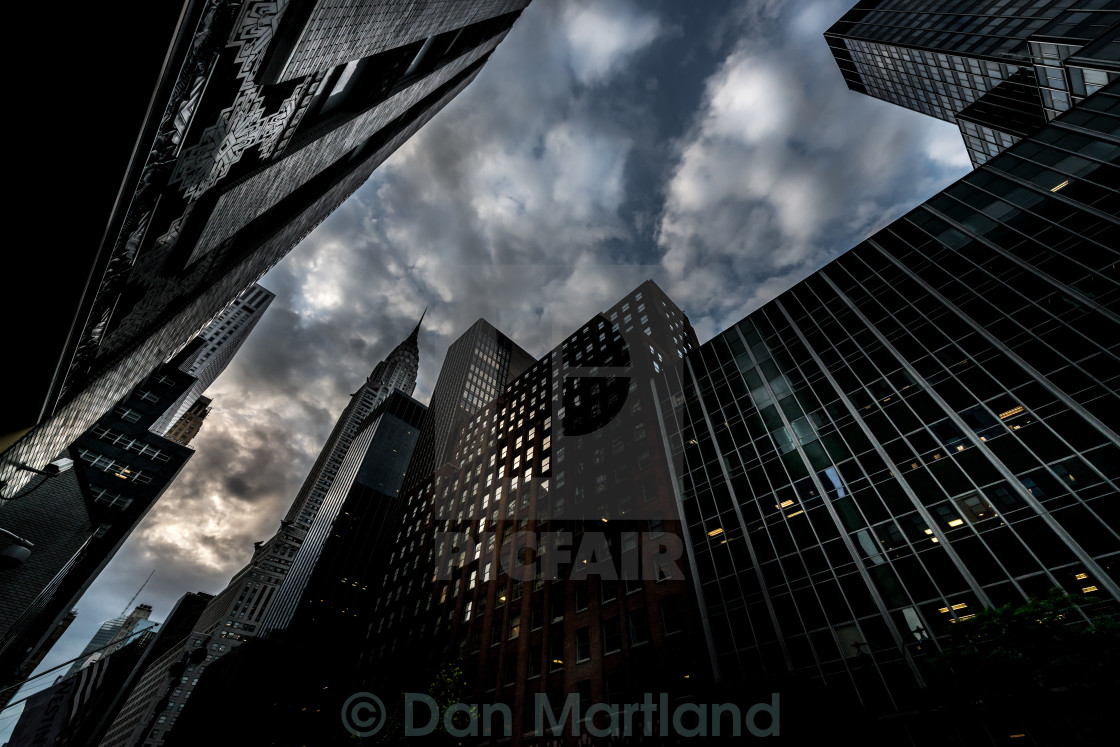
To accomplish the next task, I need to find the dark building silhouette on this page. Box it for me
[2,282,269,706]
[0,364,196,706]
[4,590,213,747]
[402,318,535,495]
[2,0,532,502]
[6,627,161,747]
[680,80,1120,743]
[175,73,1118,738]
[168,282,713,745]
[106,319,426,746]
[825,1,1120,165]
[96,591,214,747]
[260,389,427,633]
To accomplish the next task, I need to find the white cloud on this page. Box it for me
[562,1,663,86]
[655,1,972,333]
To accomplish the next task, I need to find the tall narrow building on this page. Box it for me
[149,283,275,438]
[66,604,156,677]
[3,0,533,502]
[825,1,1119,165]
[105,316,426,746]
[258,389,427,633]
[401,318,535,494]
[281,312,422,538]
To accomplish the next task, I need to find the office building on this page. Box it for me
[3,0,533,500]
[0,365,195,704]
[825,1,1119,165]
[258,389,427,633]
[163,397,212,447]
[183,282,708,744]
[97,591,214,747]
[401,318,535,494]
[7,626,161,747]
[66,604,156,677]
[679,80,1119,742]
[149,283,275,438]
[191,85,1118,747]
[106,318,427,746]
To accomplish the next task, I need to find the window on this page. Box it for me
[91,487,132,510]
[603,618,622,654]
[953,492,997,524]
[509,613,521,640]
[527,645,542,678]
[834,623,864,659]
[576,628,591,661]
[629,610,650,645]
[550,589,565,622]
[661,601,683,635]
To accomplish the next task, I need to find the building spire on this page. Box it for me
[407,306,427,345]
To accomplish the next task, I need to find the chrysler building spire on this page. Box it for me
[366,311,424,403]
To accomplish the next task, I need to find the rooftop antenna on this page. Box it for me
[121,569,156,616]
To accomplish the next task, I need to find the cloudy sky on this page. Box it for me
[3,0,975,727]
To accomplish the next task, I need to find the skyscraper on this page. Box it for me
[678,79,1119,742]
[178,74,1117,738]
[279,312,423,541]
[97,591,214,747]
[825,1,1119,165]
[66,604,156,677]
[105,317,427,746]
[258,388,427,633]
[0,365,196,703]
[148,283,275,438]
[3,0,533,500]
[401,318,535,494]
[1,281,268,698]
[6,626,162,747]
[160,284,710,745]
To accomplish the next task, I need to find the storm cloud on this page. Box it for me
[3,0,975,723]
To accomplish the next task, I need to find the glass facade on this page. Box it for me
[826,1,1120,166]
[680,82,1119,728]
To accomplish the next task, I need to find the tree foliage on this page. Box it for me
[925,589,1119,745]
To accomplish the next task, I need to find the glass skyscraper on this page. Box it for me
[679,80,1118,742]
[825,1,1119,166]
